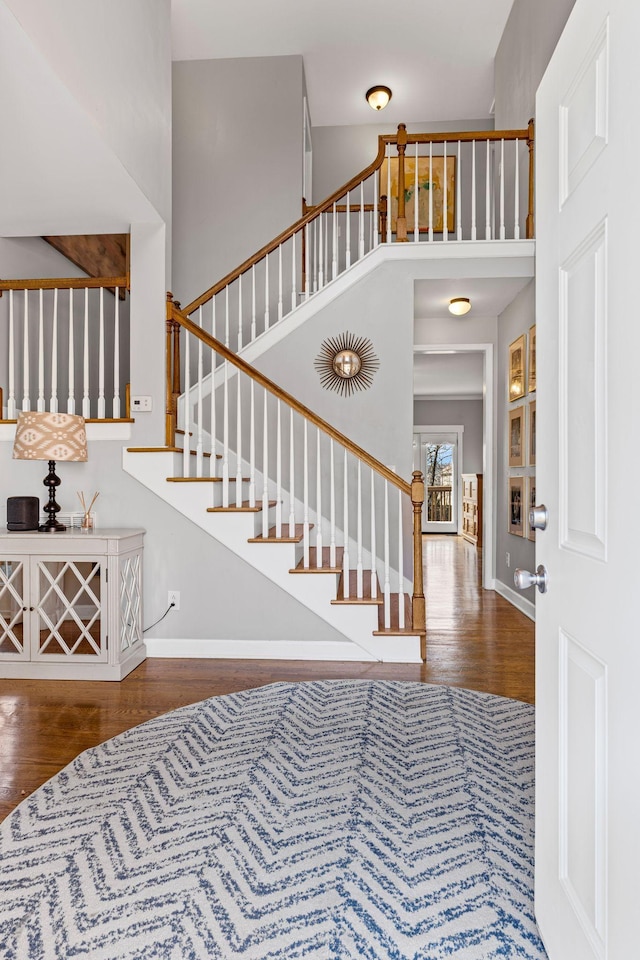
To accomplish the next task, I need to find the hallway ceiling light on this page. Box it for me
[448,298,471,316]
[366,86,392,111]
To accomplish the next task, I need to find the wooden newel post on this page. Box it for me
[396,124,408,242]
[411,469,427,659]
[379,195,388,242]
[526,118,535,240]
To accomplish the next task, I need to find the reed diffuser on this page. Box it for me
[77,491,99,532]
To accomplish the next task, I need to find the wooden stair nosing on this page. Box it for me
[127,446,220,458]
[289,546,344,574]
[248,523,311,544]
[373,593,415,634]
[166,476,250,483]
[331,569,383,605]
[207,499,278,513]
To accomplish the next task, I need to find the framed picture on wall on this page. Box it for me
[508,406,525,467]
[509,334,526,401]
[509,476,524,537]
[379,155,456,234]
[527,476,536,542]
[528,324,536,392]
[528,401,536,466]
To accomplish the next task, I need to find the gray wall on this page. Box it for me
[172,56,305,307]
[312,119,494,203]
[413,398,483,474]
[494,0,577,127]
[496,280,535,600]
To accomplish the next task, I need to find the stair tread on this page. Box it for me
[331,570,383,605]
[248,524,312,543]
[207,500,277,513]
[290,546,344,573]
[373,593,417,634]
[127,446,220,458]
[166,476,249,483]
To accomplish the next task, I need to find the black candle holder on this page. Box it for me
[39,460,66,532]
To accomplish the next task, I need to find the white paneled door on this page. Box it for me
[535,0,640,956]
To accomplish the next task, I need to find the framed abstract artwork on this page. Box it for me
[527,476,536,542]
[509,334,526,401]
[528,324,536,393]
[509,476,524,537]
[528,401,536,466]
[508,406,525,467]
[379,155,456,234]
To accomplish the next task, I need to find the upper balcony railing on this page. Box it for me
[181,121,534,357]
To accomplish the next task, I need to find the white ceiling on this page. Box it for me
[170,0,515,128]
[414,352,485,398]
[414,277,531,319]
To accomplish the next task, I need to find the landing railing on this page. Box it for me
[181,121,534,357]
[427,485,452,522]
[0,276,131,422]
[166,294,425,637]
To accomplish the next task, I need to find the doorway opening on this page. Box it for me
[413,428,462,533]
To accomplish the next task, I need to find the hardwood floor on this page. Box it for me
[0,535,534,823]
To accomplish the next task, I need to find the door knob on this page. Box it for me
[514,565,548,594]
[529,503,548,531]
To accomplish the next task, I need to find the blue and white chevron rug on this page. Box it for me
[0,680,548,959]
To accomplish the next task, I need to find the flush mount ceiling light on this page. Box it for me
[366,85,392,111]
[315,332,380,397]
[448,297,471,316]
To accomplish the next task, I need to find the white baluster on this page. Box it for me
[235,368,242,506]
[67,288,75,414]
[196,307,204,477]
[112,288,120,418]
[82,288,90,419]
[345,189,351,268]
[342,450,350,598]
[264,252,270,330]
[22,290,30,411]
[373,171,379,249]
[428,144,434,242]
[500,138,506,240]
[398,488,405,629]
[37,289,45,411]
[485,139,492,240]
[471,141,477,241]
[249,380,256,507]
[291,232,297,312]
[318,214,324,289]
[303,420,310,567]
[305,225,310,300]
[359,182,365,259]
[443,143,448,241]
[262,389,269,538]
[97,287,105,419]
[210,298,217,477]
[288,407,295,536]
[386,145,392,244]
[251,266,257,342]
[50,289,58,412]
[7,291,16,419]
[332,203,338,279]
[225,286,230,348]
[370,470,377,599]
[222,358,230,505]
[414,143,419,243]
[312,218,317,293]
[316,428,322,567]
[514,138,520,240]
[457,141,462,240]
[278,244,283,321]
[356,460,363,598]
[275,400,282,536]
[237,275,243,351]
[183,331,191,479]
[384,481,391,629]
[329,440,336,568]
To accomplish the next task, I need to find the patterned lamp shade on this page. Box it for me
[13,412,88,462]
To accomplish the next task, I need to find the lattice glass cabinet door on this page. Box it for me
[33,558,106,662]
[0,558,28,661]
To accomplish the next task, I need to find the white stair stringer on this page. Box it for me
[122,449,422,663]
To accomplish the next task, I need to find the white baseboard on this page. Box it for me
[493,579,536,621]
[145,637,422,664]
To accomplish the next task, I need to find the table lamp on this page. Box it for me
[13,412,88,532]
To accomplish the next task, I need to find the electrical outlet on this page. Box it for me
[505,552,510,568]
[168,590,180,611]
[131,395,152,412]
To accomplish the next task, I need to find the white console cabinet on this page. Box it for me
[0,529,145,680]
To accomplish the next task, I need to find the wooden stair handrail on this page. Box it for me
[168,298,410,497]
[182,121,535,316]
[0,276,129,291]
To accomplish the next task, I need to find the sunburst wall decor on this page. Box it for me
[314,332,380,397]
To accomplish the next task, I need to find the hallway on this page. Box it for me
[0,535,534,822]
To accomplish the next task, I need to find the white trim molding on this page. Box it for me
[493,578,535,621]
